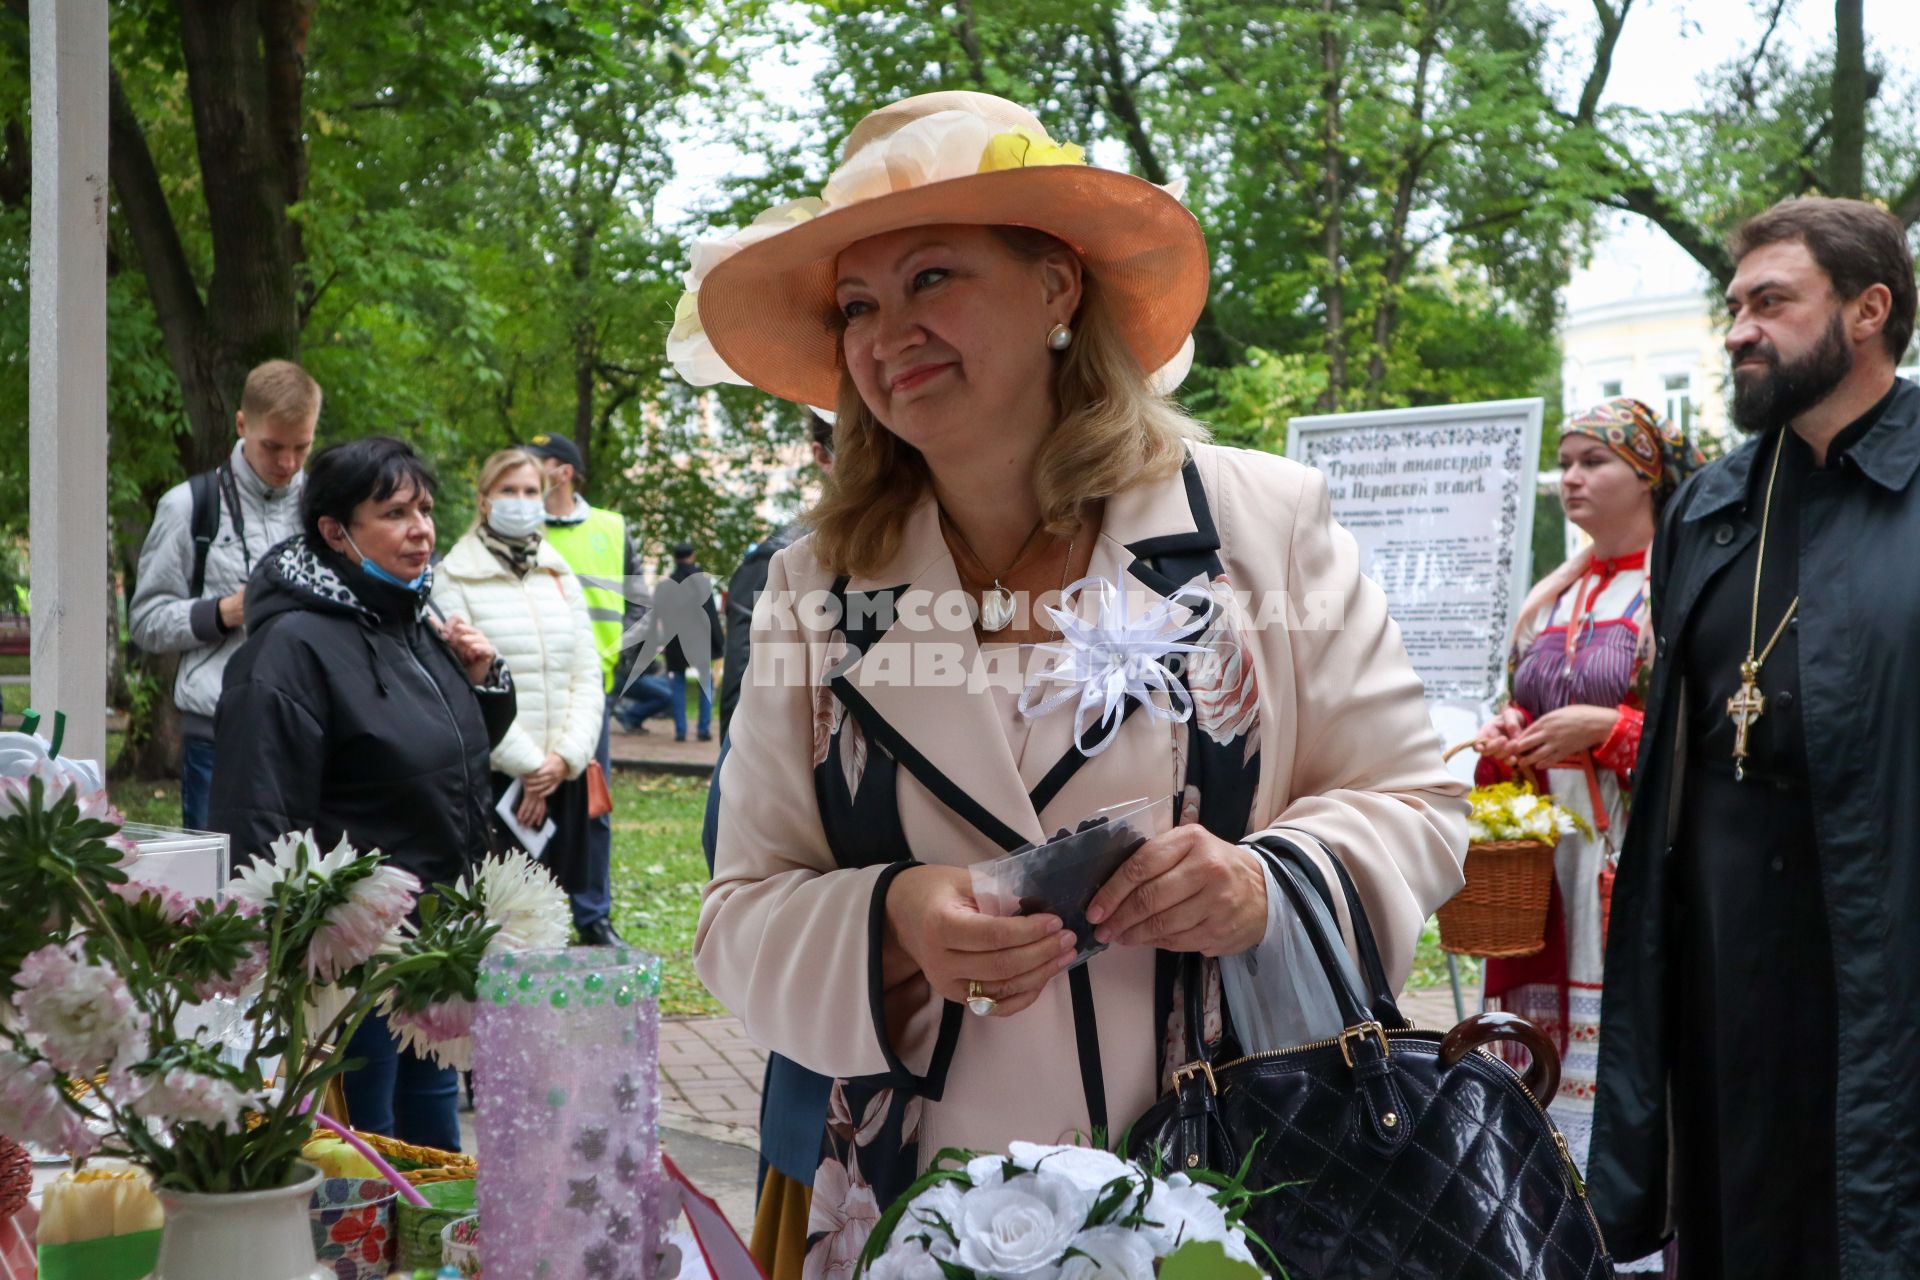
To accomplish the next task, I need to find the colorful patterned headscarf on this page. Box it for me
[1562,397,1705,507]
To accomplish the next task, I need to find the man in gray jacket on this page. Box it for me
[130,360,320,828]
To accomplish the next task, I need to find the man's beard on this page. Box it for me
[1729,312,1853,435]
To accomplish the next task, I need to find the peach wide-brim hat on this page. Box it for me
[667,91,1209,411]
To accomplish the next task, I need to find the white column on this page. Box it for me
[28,0,110,768]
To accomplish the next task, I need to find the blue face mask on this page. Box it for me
[345,533,429,593]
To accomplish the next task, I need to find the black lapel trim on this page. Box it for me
[863,861,966,1099]
[1068,966,1108,1138]
[1027,700,1147,815]
[831,575,913,656]
[831,675,1030,853]
[1124,459,1220,561]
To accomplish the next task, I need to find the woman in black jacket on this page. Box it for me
[209,435,514,1150]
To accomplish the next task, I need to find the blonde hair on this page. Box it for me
[468,448,547,535]
[807,229,1206,576]
[240,359,323,423]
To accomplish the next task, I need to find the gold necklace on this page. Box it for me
[1726,429,1801,781]
[940,511,1050,633]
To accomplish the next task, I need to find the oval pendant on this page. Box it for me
[980,585,1016,632]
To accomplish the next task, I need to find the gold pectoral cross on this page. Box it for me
[1726,661,1766,782]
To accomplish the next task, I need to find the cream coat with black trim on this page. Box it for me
[696,441,1468,1164]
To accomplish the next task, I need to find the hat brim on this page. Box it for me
[697,166,1209,410]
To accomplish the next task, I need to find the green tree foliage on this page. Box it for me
[783,0,1575,443]
[1565,0,1920,289]
[1,0,792,775]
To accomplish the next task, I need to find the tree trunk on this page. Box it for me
[1317,0,1346,412]
[1364,6,1445,404]
[1829,0,1865,198]
[952,0,988,87]
[571,217,598,471]
[110,0,309,476]
[1087,7,1236,368]
[176,0,305,470]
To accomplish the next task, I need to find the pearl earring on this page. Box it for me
[1047,322,1073,351]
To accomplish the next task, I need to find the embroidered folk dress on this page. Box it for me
[1486,549,1650,1267]
[696,444,1468,1275]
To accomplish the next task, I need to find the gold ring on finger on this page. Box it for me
[966,979,997,1017]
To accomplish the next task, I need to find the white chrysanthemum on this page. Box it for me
[228,829,322,908]
[0,1051,99,1158]
[1505,794,1540,824]
[132,1067,260,1133]
[11,941,150,1076]
[387,996,478,1072]
[466,851,571,953]
[308,863,419,983]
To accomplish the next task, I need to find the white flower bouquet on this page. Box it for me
[0,765,568,1192]
[857,1141,1269,1279]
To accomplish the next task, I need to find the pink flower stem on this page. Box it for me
[308,1110,431,1207]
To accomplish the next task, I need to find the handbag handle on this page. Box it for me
[1169,848,1373,1076]
[1437,1011,1560,1104]
[1250,837,1409,1030]
[1172,840,1406,1071]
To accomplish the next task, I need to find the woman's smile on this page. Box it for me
[889,362,956,394]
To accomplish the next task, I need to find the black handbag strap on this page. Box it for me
[1252,836,1409,1030]
[1173,841,1381,1074]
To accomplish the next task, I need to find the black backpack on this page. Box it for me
[186,467,224,598]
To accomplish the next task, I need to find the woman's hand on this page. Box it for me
[1085,826,1270,957]
[1510,704,1618,770]
[522,752,568,799]
[883,865,1078,1018]
[433,615,499,685]
[515,786,548,829]
[1473,705,1531,763]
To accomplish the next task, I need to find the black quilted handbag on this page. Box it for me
[1126,843,1612,1279]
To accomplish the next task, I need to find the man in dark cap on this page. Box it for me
[662,541,722,742]
[522,431,645,946]
[719,412,835,737]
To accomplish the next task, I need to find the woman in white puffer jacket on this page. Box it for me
[432,448,604,898]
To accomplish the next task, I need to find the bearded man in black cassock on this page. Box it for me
[1590,197,1920,1278]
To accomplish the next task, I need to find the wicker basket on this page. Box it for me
[353,1130,477,1186]
[0,1136,29,1222]
[1436,837,1559,958]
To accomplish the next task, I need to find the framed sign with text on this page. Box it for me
[1286,398,1542,707]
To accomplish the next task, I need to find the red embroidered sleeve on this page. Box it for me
[1592,705,1643,777]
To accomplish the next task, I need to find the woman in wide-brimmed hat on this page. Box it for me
[678,91,1467,1275]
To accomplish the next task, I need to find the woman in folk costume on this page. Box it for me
[673,90,1467,1277]
[1472,397,1702,1273]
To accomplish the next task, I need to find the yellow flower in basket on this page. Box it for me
[1466,781,1591,846]
[1443,783,1594,959]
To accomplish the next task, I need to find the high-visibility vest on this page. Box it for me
[545,504,629,693]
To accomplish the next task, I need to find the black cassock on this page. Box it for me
[1592,380,1920,1279]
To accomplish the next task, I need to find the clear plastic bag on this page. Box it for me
[970,796,1169,970]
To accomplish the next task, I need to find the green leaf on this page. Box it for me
[1159,1240,1264,1280]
